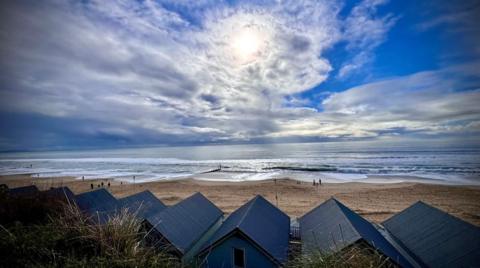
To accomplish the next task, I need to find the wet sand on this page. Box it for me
[1,174,480,226]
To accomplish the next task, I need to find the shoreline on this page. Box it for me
[1,174,480,226]
[3,170,479,186]
[191,172,480,186]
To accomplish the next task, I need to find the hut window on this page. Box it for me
[233,247,245,268]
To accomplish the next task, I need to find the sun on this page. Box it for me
[231,26,263,63]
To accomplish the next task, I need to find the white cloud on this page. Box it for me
[265,65,480,139]
[0,0,478,148]
[338,0,397,78]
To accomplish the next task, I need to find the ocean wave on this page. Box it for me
[1,146,479,185]
[263,166,337,172]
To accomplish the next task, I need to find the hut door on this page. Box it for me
[233,247,245,268]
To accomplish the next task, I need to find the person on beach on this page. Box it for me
[90,183,93,189]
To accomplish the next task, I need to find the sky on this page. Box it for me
[0,0,479,151]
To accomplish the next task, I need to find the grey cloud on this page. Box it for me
[289,35,311,53]
[200,94,220,105]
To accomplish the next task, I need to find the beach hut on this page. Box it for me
[144,192,223,263]
[198,195,290,268]
[44,186,75,203]
[75,188,119,224]
[7,185,39,197]
[118,190,167,218]
[299,198,417,268]
[383,201,480,268]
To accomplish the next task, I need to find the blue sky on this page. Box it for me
[0,0,479,151]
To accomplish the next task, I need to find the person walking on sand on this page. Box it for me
[90,183,93,189]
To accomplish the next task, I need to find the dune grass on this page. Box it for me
[0,191,180,267]
[287,242,398,268]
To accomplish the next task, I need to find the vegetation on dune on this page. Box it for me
[287,242,398,268]
[0,191,180,267]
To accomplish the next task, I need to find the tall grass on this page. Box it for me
[0,191,180,267]
[287,242,398,268]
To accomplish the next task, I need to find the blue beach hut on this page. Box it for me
[44,186,75,203]
[383,201,480,268]
[299,198,418,268]
[144,192,223,263]
[8,185,39,197]
[198,195,290,268]
[118,190,167,219]
[75,188,119,224]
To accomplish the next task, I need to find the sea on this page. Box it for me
[0,142,479,185]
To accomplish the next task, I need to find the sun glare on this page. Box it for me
[232,27,263,63]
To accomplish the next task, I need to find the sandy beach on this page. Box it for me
[1,174,480,226]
